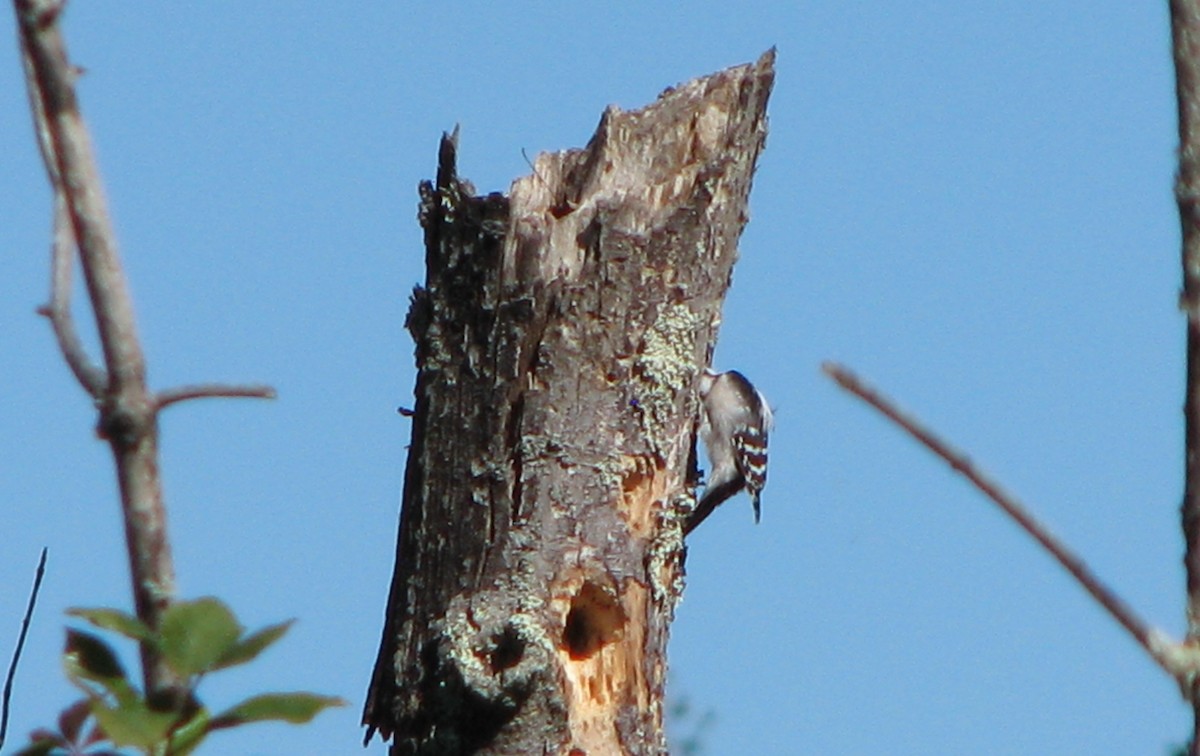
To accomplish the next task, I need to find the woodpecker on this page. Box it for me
[684,368,773,536]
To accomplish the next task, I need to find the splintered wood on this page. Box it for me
[364,50,773,755]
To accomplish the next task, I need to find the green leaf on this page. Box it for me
[210,692,346,729]
[64,629,125,680]
[164,706,211,756]
[159,597,242,677]
[213,619,294,671]
[89,697,176,749]
[63,629,137,705]
[67,607,153,641]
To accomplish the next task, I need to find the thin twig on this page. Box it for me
[156,384,277,410]
[1171,2,1200,746]
[1173,0,1200,640]
[37,197,108,395]
[822,362,1174,678]
[17,1,61,186]
[0,548,48,750]
[18,0,147,390]
[20,3,104,395]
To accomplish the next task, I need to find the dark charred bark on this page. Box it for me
[364,51,774,755]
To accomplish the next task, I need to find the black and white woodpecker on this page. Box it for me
[684,368,773,536]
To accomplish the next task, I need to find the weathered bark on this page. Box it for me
[364,51,774,755]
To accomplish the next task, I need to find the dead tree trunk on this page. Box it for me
[364,51,774,755]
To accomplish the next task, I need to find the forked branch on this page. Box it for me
[14,0,274,697]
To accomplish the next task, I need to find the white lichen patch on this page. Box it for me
[634,302,702,445]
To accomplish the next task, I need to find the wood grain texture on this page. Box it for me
[365,50,774,755]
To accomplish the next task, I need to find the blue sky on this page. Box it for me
[0,3,1187,754]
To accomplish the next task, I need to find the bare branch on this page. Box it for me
[17,0,146,391]
[0,548,47,750]
[15,0,178,696]
[821,362,1178,680]
[156,384,277,410]
[36,197,108,395]
[1170,2,1200,745]
[16,2,281,702]
[1173,0,1200,647]
[20,2,104,394]
[17,2,61,185]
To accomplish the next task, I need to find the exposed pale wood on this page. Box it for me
[365,51,774,754]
